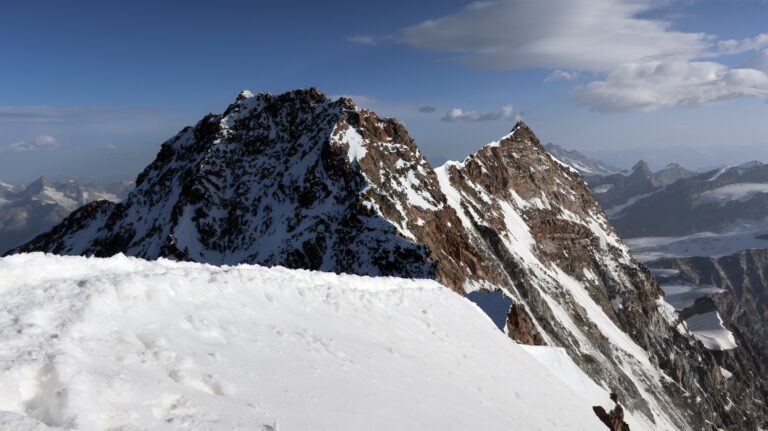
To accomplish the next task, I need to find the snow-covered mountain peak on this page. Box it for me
[482,121,529,149]
[21,88,446,279]
[630,160,653,177]
[236,89,254,100]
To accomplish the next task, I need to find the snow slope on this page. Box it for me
[685,312,738,351]
[0,253,617,431]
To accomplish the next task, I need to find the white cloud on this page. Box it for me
[745,49,768,72]
[347,35,377,46]
[399,0,710,72]
[396,1,768,112]
[545,70,580,82]
[441,105,515,122]
[329,94,379,106]
[0,135,60,154]
[718,33,768,55]
[575,59,768,112]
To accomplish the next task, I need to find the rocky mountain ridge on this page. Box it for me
[11,88,767,429]
[0,177,133,254]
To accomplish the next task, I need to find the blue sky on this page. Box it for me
[2,0,768,184]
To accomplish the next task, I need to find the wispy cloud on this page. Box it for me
[399,0,709,72]
[347,34,378,46]
[0,106,169,124]
[0,106,68,123]
[718,33,768,55]
[396,0,768,112]
[545,70,580,82]
[746,49,768,71]
[441,105,515,122]
[0,135,60,154]
[575,59,768,112]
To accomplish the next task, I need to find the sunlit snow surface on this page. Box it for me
[657,283,725,310]
[685,312,738,350]
[0,253,628,431]
[651,270,736,351]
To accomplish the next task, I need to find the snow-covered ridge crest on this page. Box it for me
[11,88,763,429]
[0,253,623,431]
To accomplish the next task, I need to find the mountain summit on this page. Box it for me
[12,88,766,429]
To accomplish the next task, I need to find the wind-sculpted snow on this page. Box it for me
[0,253,620,431]
[12,88,767,429]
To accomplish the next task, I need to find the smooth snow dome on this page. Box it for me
[0,254,613,431]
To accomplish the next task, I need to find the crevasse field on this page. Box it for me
[0,254,627,430]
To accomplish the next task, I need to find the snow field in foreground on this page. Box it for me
[0,253,619,430]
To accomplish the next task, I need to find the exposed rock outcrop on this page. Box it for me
[594,393,631,431]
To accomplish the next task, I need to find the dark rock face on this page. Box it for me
[650,249,768,422]
[11,88,767,429]
[594,394,631,431]
[506,303,545,345]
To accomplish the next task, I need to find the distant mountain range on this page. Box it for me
[543,143,623,177]
[545,145,768,262]
[587,161,698,216]
[603,162,768,260]
[0,177,133,254]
